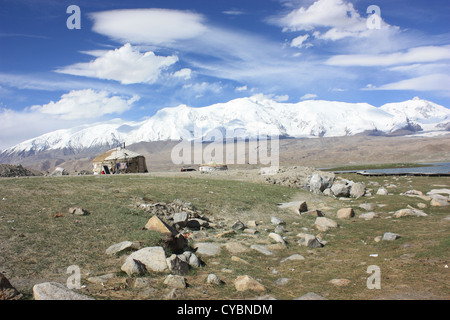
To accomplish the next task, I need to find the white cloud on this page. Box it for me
[90,9,207,45]
[275,94,289,102]
[173,68,192,80]
[326,45,450,66]
[56,43,179,85]
[367,74,450,91]
[300,93,318,100]
[290,34,310,48]
[30,89,139,120]
[236,85,248,92]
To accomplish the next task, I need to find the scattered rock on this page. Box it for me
[173,212,189,228]
[350,182,366,198]
[33,282,94,300]
[301,209,323,217]
[122,246,168,273]
[271,217,285,225]
[232,220,246,231]
[314,217,338,232]
[206,274,223,285]
[382,232,401,241]
[376,187,388,195]
[329,279,351,286]
[194,242,221,256]
[0,273,22,300]
[394,208,427,218]
[269,232,285,244]
[337,208,355,219]
[359,212,377,221]
[234,275,266,292]
[166,254,190,276]
[121,258,147,276]
[224,242,250,254]
[182,251,203,268]
[250,244,273,256]
[68,207,89,216]
[105,240,134,255]
[429,194,449,207]
[297,233,324,248]
[280,254,305,263]
[331,182,350,197]
[164,275,186,289]
[274,278,291,286]
[87,273,115,284]
[359,203,375,211]
[145,215,177,236]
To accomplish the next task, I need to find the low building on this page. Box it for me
[92,147,148,174]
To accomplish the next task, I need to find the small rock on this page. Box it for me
[359,212,377,220]
[234,275,266,292]
[314,217,338,232]
[121,258,147,276]
[337,208,355,219]
[301,209,323,217]
[280,254,305,263]
[297,233,324,248]
[194,242,221,256]
[271,217,285,225]
[382,232,401,241]
[122,246,168,273]
[69,207,89,216]
[232,220,246,231]
[250,244,273,256]
[247,220,258,228]
[182,251,202,268]
[359,203,375,211]
[166,254,190,276]
[269,232,285,244]
[376,187,388,195]
[274,278,290,286]
[87,273,115,284]
[394,208,427,218]
[173,212,189,228]
[105,241,134,255]
[164,275,186,289]
[206,274,223,285]
[329,279,351,286]
[331,182,350,197]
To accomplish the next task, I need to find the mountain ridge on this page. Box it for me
[1,95,449,162]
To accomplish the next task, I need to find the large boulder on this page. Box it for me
[314,217,338,232]
[234,275,266,292]
[122,246,168,273]
[309,174,334,194]
[350,182,366,198]
[331,182,350,197]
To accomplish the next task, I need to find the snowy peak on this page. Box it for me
[1,96,449,158]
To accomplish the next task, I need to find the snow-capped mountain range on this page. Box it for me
[1,95,449,159]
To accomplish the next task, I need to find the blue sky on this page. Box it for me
[1,0,449,149]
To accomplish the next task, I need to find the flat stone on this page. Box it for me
[33,282,94,300]
[224,242,250,254]
[382,232,401,241]
[359,212,377,220]
[280,254,305,263]
[194,242,221,256]
[329,278,351,286]
[314,217,338,232]
[105,240,134,255]
[250,244,273,256]
[271,217,285,225]
[269,232,285,244]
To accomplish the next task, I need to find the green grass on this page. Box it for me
[0,173,449,300]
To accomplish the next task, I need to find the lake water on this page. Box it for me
[356,162,450,175]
